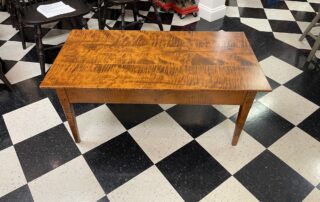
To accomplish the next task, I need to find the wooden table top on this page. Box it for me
[40,30,271,92]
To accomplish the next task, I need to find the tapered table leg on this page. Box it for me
[56,89,81,143]
[232,92,256,146]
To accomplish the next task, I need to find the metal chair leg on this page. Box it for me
[300,12,320,41]
[0,59,13,91]
[133,3,138,22]
[307,35,320,62]
[151,1,163,31]
[120,4,126,30]
[19,23,26,49]
[34,25,46,76]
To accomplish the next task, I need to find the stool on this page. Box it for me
[99,0,163,30]
[0,58,13,91]
[299,10,320,62]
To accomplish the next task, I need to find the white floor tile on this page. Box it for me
[264,9,295,21]
[29,156,105,202]
[0,41,34,60]
[297,21,320,36]
[129,112,193,163]
[269,127,320,186]
[303,188,320,202]
[171,13,200,26]
[42,29,71,45]
[240,18,272,32]
[0,24,18,40]
[0,147,27,197]
[259,86,318,125]
[64,105,126,153]
[107,166,184,202]
[141,23,171,31]
[3,98,62,144]
[213,105,239,118]
[200,177,258,202]
[159,104,175,110]
[5,61,50,84]
[274,32,311,50]
[259,56,302,84]
[226,6,240,18]
[285,1,315,12]
[237,0,263,8]
[0,12,10,23]
[196,120,265,174]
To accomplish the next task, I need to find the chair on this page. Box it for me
[98,0,163,30]
[0,58,13,91]
[13,0,91,75]
[299,10,320,62]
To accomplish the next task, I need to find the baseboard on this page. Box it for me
[198,3,226,22]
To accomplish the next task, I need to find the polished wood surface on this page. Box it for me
[41,30,271,92]
[40,30,271,145]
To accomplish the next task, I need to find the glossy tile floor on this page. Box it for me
[1,0,320,201]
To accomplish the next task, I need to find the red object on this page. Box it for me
[155,0,199,16]
[154,0,173,11]
[171,3,199,15]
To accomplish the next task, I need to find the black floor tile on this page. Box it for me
[239,8,267,19]
[9,27,50,43]
[225,0,237,7]
[310,3,320,12]
[0,40,5,47]
[284,70,320,106]
[171,18,224,31]
[261,0,288,9]
[0,59,17,74]
[167,105,226,138]
[269,20,302,34]
[234,150,314,202]
[0,116,12,152]
[0,185,33,202]
[230,102,294,147]
[96,196,110,202]
[84,132,153,194]
[107,104,163,130]
[156,141,231,202]
[291,11,317,22]
[146,12,174,24]
[20,44,61,64]
[298,109,320,142]
[14,124,81,182]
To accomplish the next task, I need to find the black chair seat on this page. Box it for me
[21,0,90,25]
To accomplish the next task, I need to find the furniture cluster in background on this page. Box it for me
[4,0,164,76]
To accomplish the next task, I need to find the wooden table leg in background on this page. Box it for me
[232,92,256,146]
[56,89,81,143]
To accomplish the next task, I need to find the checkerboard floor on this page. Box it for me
[1,0,320,201]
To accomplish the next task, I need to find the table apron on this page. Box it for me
[63,89,250,105]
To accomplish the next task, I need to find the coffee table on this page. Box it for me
[40,30,271,145]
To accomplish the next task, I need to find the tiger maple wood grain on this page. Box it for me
[40,30,271,92]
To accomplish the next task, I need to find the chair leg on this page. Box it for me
[0,59,13,91]
[19,23,26,49]
[98,0,103,30]
[34,25,46,76]
[300,12,320,41]
[120,4,126,30]
[307,36,320,62]
[133,3,138,22]
[150,1,163,31]
[82,18,89,30]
